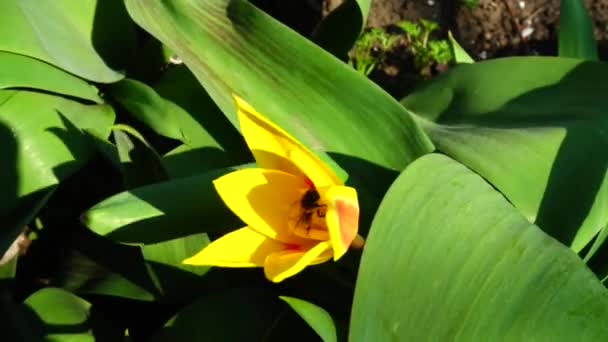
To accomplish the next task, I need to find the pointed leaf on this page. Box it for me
[108,79,187,142]
[559,0,598,60]
[280,296,337,342]
[311,0,371,57]
[124,0,433,174]
[81,166,245,244]
[0,0,135,82]
[351,154,608,341]
[448,31,473,64]
[113,125,169,188]
[0,52,102,103]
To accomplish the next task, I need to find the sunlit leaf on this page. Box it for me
[280,296,337,342]
[0,0,135,82]
[0,52,102,103]
[24,288,94,341]
[124,0,433,177]
[81,166,245,244]
[559,0,598,60]
[402,57,608,253]
[351,154,608,340]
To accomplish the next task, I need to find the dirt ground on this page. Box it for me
[253,0,608,97]
[367,0,608,59]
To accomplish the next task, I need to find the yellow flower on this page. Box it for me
[183,95,362,283]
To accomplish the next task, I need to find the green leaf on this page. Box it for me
[151,288,284,342]
[311,0,372,57]
[124,0,433,175]
[108,79,187,142]
[24,288,94,341]
[351,154,608,341]
[280,296,337,342]
[402,57,608,253]
[81,166,244,244]
[0,52,102,103]
[448,31,473,64]
[141,233,212,301]
[559,0,598,60]
[0,90,114,206]
[153,64,251,162]
[1,90,114,254]
[0,0,135,83]
[113,125,169,188]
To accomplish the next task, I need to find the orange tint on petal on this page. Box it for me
[263,241,332,283]
[322,186,359,260]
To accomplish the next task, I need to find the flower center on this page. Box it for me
[288,187,329,240]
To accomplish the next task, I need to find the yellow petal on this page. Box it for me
[233,95,342,188]
[264,241,333,283]
[322,186,360,260]
[183,227,286,267]
[213,168,309,244]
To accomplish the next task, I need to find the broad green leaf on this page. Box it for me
[280,296,337,342]
[24,288,94,341]
[113,125,169,189]
[0,0,135,83]
[0,52,102,103]
[108,79,187,142]
[351,154,608,341]
[559,0,598,60]
[1,90,114,254]
[124,0,433,176]
[311,0,372,57]
[402,57,608,253]
[81,167,244,244]
[0,90,114,207]
[448,31,473,64]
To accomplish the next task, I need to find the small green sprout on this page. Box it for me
[349,28,399,76]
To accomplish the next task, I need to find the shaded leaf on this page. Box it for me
[154,64,251,163]
[351,154,608,341]
[311,0,371,57]
[113,125,169,188]
[108,79,187,142]
[150,288,284,342]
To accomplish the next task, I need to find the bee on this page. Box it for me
[290,188,328,240]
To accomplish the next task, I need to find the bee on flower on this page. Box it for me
[184,95,363,282]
